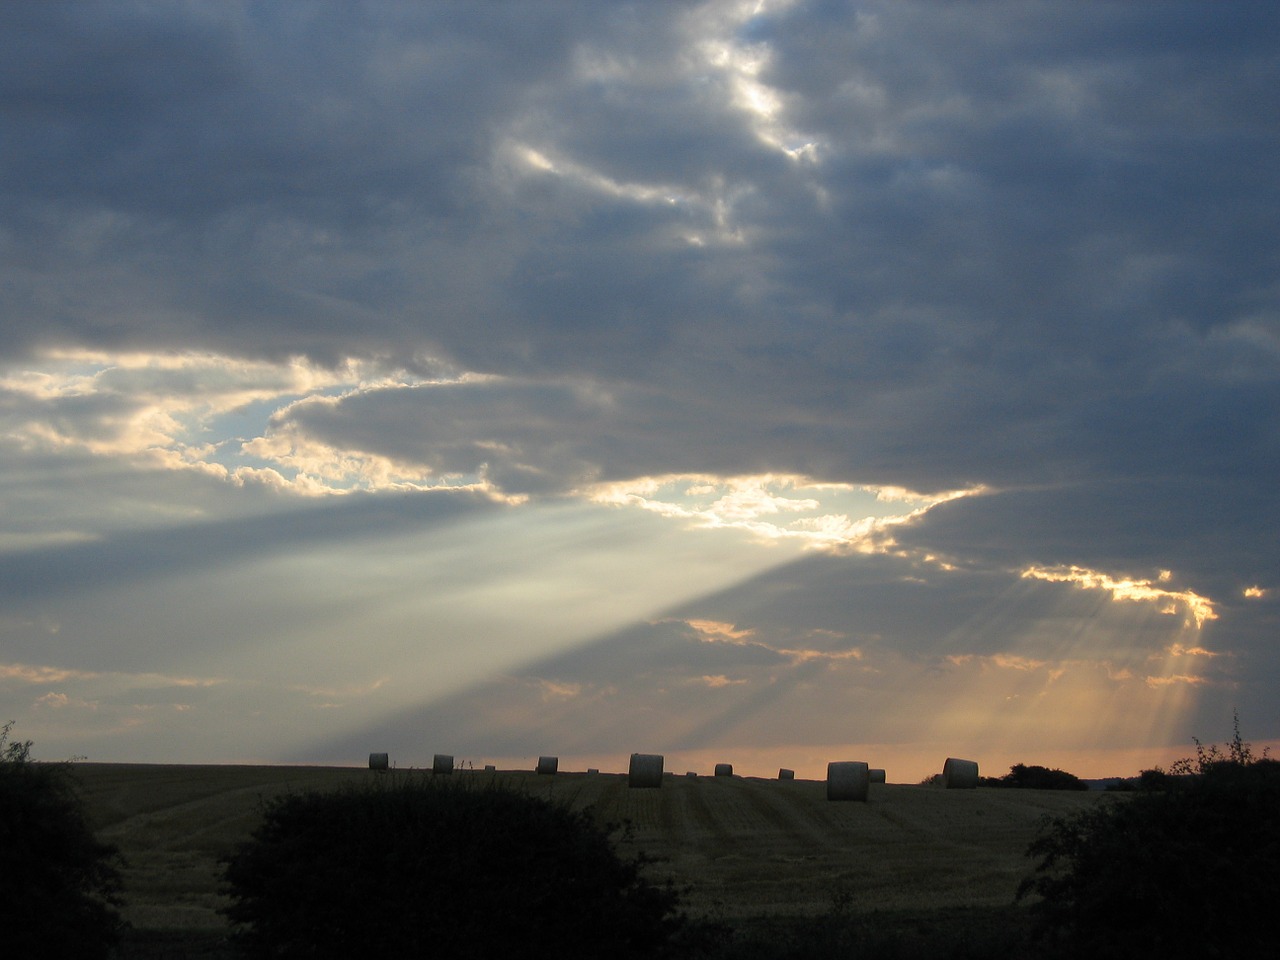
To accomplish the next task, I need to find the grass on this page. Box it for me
[66,763,1107,958]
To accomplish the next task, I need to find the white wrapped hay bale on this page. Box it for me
[628,752,664,788]
[942,757,979,789]
[432,753,454,775]
[778,768,795,780]
[536,755,558,775]
[368,752,389,771]
[483,764,496,772]
[869,768,886,783]
[686,771,697,778]
[826,760,870,801]
[714,763,733,777]
[587,767,599,775]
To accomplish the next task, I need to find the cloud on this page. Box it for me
[1021,565,1217,629]
[2,1,1278,769]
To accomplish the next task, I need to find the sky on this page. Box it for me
[2,1,1278,782]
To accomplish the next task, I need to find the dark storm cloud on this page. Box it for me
[5,2,1276,447]
[2,0,1275,533]
[5,0,1269,519]
[0,1,716,362]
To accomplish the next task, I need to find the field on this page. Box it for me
[68,763,1108,955]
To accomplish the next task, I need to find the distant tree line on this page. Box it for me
[981,763,1088,791]
[920,763,1089,789]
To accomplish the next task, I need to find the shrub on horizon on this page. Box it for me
[221,774,713,958]
[0,721,125,958]
[983,763,1087,791]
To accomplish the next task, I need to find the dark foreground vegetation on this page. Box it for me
[7,717,1278,958]
[1017,715,1279,959]
[220,774,704,959]
[0,721,126,958]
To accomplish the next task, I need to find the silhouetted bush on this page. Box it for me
[221,774,710,959]
[982,763,1087,791]
[0,722,125,958]
[707,901,1033,959]
[1019,719,1280,958]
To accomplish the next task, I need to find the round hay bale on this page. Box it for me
[483,764,496,772]
[714,763,733,777]
[686,771,697,778]
[586,767,599,775]
[826,760,870,801]
[368,752,389,771]
[942,757,979,789]
[536,755,558,775]
[432,753,455,775]
[628,753,664,788]
[869,768,886,783]
[778,768,795,780]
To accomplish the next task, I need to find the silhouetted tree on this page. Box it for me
[0,722,125,958]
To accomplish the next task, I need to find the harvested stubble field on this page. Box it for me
[69,762,1106,955]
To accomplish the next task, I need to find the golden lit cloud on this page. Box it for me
[285,677,392,700]
[535,679,584,702]
[777,646,863,666]
[1,662,99,683]
[0,660,222,690]
[991,654,1050,671]
[1,349,488,497]
[589,474,978,552]
[687,618,755,643]
[683,618,861,667]
[1021,564,1217,628]
[700,674,748,688]
[1145,674,1210,688]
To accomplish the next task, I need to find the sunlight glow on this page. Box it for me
[508,141,691,205]
[693,0,818,161]
[505,138,748,247]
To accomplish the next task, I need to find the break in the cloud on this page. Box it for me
[1,1,1277,779]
